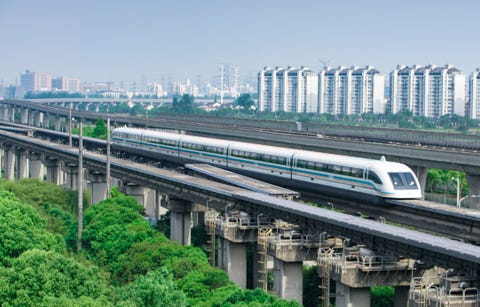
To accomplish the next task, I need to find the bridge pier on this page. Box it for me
[328,247,416,307]
[273,258,303,303]
[28,110,35,126]
[28,153,44,179]
[264,227,320,305]
[63,164,79,189]
[215,213,258,289]
[20,108,28,125]
[143,189,166,225]
[4,145,15,180]
[10,106,15,123]
[164,197,192,245]
[54,116,63,131]
[411,165,428,199]
[86,171,107,205]
[16,149,28,180]
[44,158,63,185]
[34,111,44,128]
[466,173,480,209]
[218,238,248,289]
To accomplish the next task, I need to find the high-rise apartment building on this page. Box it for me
[318,66,385,115]
[20,70,52,92]
[258,66,318,113]
[469,68,480,119]
[52,77,80,92]
[390,64,466,117]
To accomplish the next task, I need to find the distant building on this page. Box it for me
[390,64,466,117]
[469,68,480,119]
[318,66,385,115]
[81,81,114,95]
[258,66,318,113]
[52,77,80,92]
[20,70,52,92]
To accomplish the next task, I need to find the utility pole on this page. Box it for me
[220,64,224,105]
[77,119,83,251]
[106,118,111,198]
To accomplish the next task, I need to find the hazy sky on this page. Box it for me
[1,0,479,86]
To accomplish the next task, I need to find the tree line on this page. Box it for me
[0,179,299,306]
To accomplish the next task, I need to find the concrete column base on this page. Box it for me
[167,198,192,245]
[16,150,29,180]
[395,285,409,307]
[86,172,107,205]
[45,159,62,185]
[218,238,247,289]
[335,282,370,307]
[29,155,44,180]
[273,258,303,305]
[4,147,15,180]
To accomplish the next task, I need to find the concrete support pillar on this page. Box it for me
[10,107,15,123]
[143,190,167,225]
[86,172,107,205]
[29,153,44,180]
[45,158,62,185]
[3,106,10,122]
[125,183,147,206]
[394,286,409,307]
[273,258,303,304]
[0,105,4,121]
[16,149,29,180]
[20,108,28,125]
[165,198,192,245]
[411,165,428,199]
[28,110,35,126]
[63,164,79,190]
[54,116,62,131]
[34,112,44,127]
[4,146,15,180]
[0,145,3,177]
[466,173,480,209]
[335,283,370,307]
[218,238,247,289]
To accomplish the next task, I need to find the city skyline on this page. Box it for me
[1,0,479,86]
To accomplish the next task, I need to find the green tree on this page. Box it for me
[119,268,186,307]
[172,94,195,113]
[0,189,65,265]
[371,286,394,307]
[92,118,107,139]
[235,93,255,111]
[0,249,112,306]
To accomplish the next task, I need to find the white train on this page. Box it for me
[112,127,422,200]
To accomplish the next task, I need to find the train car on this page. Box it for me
[226,141,297,179]
[111,127,422,200]
[291,151,421,199]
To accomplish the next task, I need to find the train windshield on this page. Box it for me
[388,172,418,190]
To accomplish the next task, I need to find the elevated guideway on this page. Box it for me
[1,121,480,244]
[184,163,299,200]
[0,129,479,276]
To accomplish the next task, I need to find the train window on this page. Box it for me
[351,168,364,178]
[367,171,383,184]
[389,173,403,187]
[388,173,418,190]
[403,173,417,187]
[296,160,307,168]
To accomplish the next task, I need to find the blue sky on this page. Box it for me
[0,0,478,86]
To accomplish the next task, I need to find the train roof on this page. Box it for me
[113,127,409,170]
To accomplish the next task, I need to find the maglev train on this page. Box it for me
[111,127,422,200]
